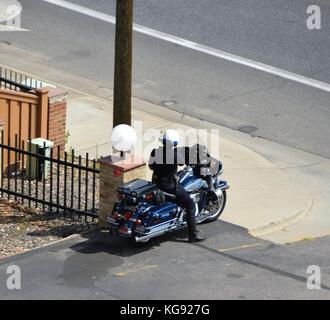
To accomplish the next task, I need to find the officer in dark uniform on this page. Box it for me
[148,129,206,243]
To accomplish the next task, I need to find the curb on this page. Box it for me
[249,198,313,238]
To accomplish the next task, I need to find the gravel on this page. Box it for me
[0,198,98,259]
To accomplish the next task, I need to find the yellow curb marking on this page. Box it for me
[218,243,264,253]
[115,265,158,277]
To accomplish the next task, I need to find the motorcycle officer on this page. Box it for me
[148,129,206,243]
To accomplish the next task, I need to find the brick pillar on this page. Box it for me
[99,154,146,225]
[47,88,68,158]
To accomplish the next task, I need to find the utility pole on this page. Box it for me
[113,0,133,127]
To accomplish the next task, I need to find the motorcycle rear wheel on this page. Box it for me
[205,190,227,222]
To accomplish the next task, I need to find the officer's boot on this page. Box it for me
[186,212,206,243]
[188,231,206,243]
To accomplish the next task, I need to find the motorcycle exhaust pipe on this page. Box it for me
[134,224,186,243]
[134,229,167,242]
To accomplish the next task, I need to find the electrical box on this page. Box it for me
[26,138,54,180]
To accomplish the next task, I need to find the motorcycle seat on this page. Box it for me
[162,191,177,201]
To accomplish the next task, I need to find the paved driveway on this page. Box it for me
[0,220,329,299]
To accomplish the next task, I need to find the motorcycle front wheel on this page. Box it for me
[205,190,227,222]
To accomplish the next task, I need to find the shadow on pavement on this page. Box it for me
[68,219,255,258]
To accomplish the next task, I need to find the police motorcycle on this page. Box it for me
[107,144,229,243]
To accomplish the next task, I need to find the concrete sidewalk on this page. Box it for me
[66,93,314,240]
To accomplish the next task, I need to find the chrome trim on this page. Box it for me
[215,179,229,190]
[135,230,167,242]
[138,218,177,235]
[107,221,120,226]
[213,187,223,199]
[106,217,119,225]
[220,182,230,190]
[178,207,185,222]
[119,229,132,235]
[135,225,146,233]
[134,224,182,242]
[162,191,176,200]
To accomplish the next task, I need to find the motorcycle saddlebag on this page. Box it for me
[141,202,178,230]
[117,179,159,205]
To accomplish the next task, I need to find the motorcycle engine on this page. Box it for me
[190,192,200,204]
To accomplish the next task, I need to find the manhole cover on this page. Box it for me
[238,125,258,134]
[162,100,177,107]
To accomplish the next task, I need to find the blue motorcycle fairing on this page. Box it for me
[215,179,230,190]
[180,176,208,192]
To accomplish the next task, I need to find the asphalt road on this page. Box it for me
[0,222,329,299]
[68,0,330,81]
[1,0,330,158]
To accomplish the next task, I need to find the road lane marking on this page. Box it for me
[41,0,116,23]
[41,0,330,93]
[114,265,158,277]
[218,243,264,252]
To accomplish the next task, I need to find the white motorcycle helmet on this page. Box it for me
[160,129,180,147]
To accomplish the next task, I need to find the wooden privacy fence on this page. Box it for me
[0,88,49,169]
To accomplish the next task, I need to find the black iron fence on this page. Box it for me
[0,66,44,92]
[0,133,99,219]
